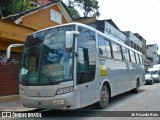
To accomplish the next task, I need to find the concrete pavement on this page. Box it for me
[0,95,36,111]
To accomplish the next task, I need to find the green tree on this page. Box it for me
[0,0,11,17]
[0,0,35,18]
[66,6,81,19]
[23,0,34,11]
[64,0,100,17]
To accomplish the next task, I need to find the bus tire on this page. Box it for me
[96,84,109,109]
[133,80,140,93]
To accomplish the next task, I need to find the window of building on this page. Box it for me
[50,9,62,24]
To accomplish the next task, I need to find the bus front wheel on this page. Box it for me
[96,84,109,109]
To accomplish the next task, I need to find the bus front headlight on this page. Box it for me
[56,86,74,95]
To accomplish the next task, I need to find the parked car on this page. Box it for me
[153,64,160,68]
[145,73,154,85]
[147,67,160,83]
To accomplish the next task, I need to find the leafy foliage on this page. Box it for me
[0,0,35,18]
[64,0,100,17]
[66,6,81,19]
[0,0,11,17]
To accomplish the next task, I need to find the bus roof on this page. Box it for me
[29,22,142,55]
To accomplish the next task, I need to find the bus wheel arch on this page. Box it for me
[133,78,140,93]
[105,81,111,98]
[96,81,110,109]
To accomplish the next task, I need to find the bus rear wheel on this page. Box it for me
[96,84,109,109]
[133,80,140,93]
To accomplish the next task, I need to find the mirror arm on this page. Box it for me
[72,50,78,57]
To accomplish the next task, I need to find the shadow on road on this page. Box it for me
[24,89,146,117]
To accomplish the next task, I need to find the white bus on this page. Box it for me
[19,22,145,109]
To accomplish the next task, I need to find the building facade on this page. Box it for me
[75,17,146,55]
[0,0,72,96]
[134,33,147,55]
[146,44,159,67]
[92,20,126,44]
[124,31,143,53]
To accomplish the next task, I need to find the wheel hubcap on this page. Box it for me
[101,86,109,103]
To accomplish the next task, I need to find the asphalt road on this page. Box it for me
[2,83,160,120]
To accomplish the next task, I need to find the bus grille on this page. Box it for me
[25,90,54,97]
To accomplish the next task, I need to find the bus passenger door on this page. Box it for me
[76,26,97,108]
[76,47,98,108]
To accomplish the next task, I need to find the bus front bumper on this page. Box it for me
[20,92,79,110]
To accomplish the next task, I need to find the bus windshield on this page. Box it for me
[20,25,75,85]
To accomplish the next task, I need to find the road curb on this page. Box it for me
[0,95,20,103]
[2,105,36,111]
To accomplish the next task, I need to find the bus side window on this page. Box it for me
[105,39,112,58]
[98,36,106,57]
[135,53,140,64]
[77,47,90,84]
[122,47,130,62]
[111,42,123,61]
[142,57,144,64]
[139,55,143,64]
[99,48,103,55]
[130,51,136,63]
[77,26,96,85]
[77,47,89,72]
[98,35,112,58]
[138,54,141,64]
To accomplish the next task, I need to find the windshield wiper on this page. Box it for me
[22,77,30,86]
[48,79,54,85]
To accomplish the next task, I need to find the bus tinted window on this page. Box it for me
[105,39,112,58]
[77,47,89,72]
[98,35,112,58]
[112,42,123,60]
[130,51,136,63]
[135,53,140,64]
[139,55,143,64]
[122,47,130,62]
[98,36,107,58]
[77,26,96,84]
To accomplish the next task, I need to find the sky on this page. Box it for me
[63,0,160,54]
[98,0,160,54]
[98,0,160,52]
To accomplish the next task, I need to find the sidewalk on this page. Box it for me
[0,95,36,111]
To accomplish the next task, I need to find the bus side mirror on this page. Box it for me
[66,31,79,52]
[6,44,24,59]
